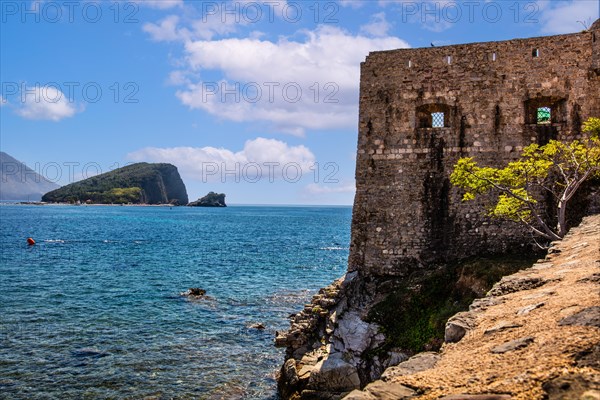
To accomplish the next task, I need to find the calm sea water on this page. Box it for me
[0,204,351,399]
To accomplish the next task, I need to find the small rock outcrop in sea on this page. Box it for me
[249,323,266,330]
[181,288,207,298]
[188,192,226,207]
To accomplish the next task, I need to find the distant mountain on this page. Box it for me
[42,163,188,205]
[0,152,60,201]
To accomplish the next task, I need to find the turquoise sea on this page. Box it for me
[0,204,352,399]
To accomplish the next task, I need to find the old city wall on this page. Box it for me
[350,28,600,277]
[277,23,600,400]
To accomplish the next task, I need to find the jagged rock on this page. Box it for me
[542,374,600,399]
[344,381,416,399]
[275,331,289,347]
[577,273,600,284]
[298,363,317,381]
[381,352,440,381]
[335,312,380,354]
[445,311,476,343]
[181,287,208,298]
[516,302,545,316]
[438,395,512,400]
[484,321,523,335]
[249,323,266,330]
[488,277,548,296]
[490,337,534,354]
[470,297,505,311]
[384,351,409,369]
[283,359,299,387]
[188,192,226,207]
[558,307,600,328]
[189,288,205,296]
[574,344,600,370]
[308,353,361,392]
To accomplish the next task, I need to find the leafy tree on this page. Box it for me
[451,117,600,243]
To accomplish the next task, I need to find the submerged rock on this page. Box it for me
[72,347,109,358]
[181,288,209,299]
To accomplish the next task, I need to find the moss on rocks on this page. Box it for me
[367,255,540,354]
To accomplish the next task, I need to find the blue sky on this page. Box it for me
[1,0,598,205]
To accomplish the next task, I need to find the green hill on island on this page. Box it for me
[42,163,188,205]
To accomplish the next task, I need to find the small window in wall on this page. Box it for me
[416,104,451,129]
[532,48,539,57]
[537,107,551,124]
[408,60,412,68]
[447,55,452,65]
[492,52,497,61]
[432,112,445,128]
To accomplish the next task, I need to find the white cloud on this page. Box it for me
[186,10,241,40]
[338,0,366,9]
[167,70,192,86]
[143,5,242,43]
[539,0,599,34]
[134,0,183,10]
[173,25,408,135]
[15,86,78,122]
[143,15,182,42]
[127,137,316,182]
[360,12,392,37]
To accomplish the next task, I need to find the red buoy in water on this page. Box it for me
[27,238,35,246]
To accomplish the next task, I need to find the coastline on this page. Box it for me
[2,202,181,207]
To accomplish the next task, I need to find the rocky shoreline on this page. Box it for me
[276,215,600,399]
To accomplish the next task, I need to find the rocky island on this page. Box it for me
[188,192,226,207]
[42,163,188,205]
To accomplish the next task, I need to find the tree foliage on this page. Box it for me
[451,118,600,242]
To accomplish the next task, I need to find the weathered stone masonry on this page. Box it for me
[351,26,600,277]
[278,22,600,400]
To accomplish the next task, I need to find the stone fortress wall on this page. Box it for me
[350,23,600,277]
[277,21,600,400]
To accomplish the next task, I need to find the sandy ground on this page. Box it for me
[386,214,600,399]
